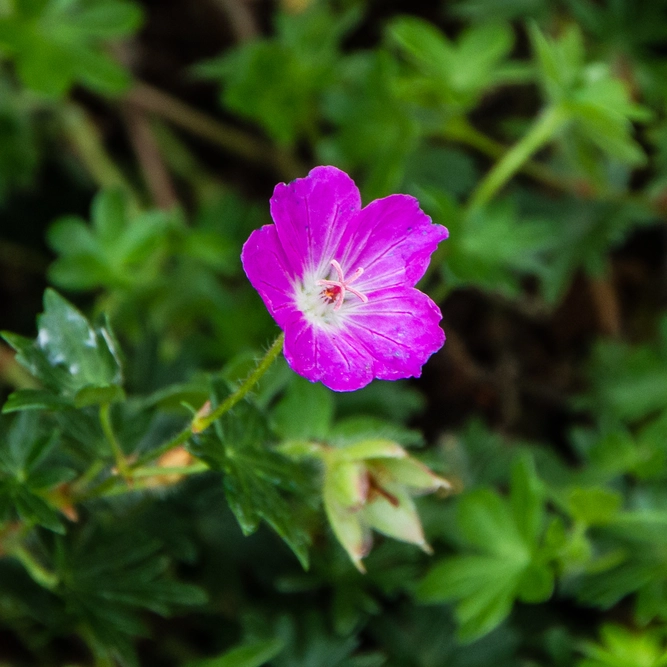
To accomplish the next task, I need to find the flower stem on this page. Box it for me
[466,104,568,212]
[80,333,286,501]
[99,403,130,480]
[132,332,285,470]
[444,115,575,194]
[193,331,286,433]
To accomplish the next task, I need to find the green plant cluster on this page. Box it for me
[0,0,666,665]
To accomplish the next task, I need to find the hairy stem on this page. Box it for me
[193,331,286,433]
[81,333,286,500]
[466,104,568,212]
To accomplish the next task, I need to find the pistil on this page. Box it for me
[317,259,368,310]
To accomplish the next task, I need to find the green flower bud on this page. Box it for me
[320,439,452,572]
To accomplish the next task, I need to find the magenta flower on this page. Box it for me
[241,166,448,392]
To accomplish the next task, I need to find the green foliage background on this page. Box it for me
[0,0,666,664]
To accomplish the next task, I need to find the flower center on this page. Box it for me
[316,259,368,311]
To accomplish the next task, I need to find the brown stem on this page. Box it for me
[60,104,139,209]
[214,0,259,42]
[121,104,179,210]
[125,82,304,179]
[0,343,39,390]
[588,275,622,337]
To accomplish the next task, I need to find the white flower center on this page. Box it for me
[294,259,368,329]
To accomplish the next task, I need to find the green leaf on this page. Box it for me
[328,416,423,449]
[187,638,284,667]
[2,289,123,405]
[56,1,143,38]
[516,562,555,603]
[48,190,173,291]
[0,0,142,96]
[425,192,556,298]
[13,487,64,533]
[74,384,125,408]
[403,146,478,199]
[334,379,425,424]
[0,413,71,532]
[418,555,522,641]
[195,4,356,146]
[576,509,667,617]
[582,321,667,423]
[525,197,655,305]
[319,50,418,199]
[567,487,622,526]
[387,17,517,111]
[2,389,73,413]
[56,526,207,666]
[189,398,314,568]
[418,459,554,640]
[510,455,544,546]
[528,22,649,166]
[272,375,334,440]
[578,624,667,667]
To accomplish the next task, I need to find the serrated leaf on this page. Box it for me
[2,289,123,404]
[27,465,77,489]
[426,193,555,298]
[510,455,544,546]
[320,50,418,200]
[418,458,554,640]
[56,526,207,665]
[528,22,649,166]
[0,0,142,96]
[0,414,70,532]
[387,17,516,111]
[579,624,667,667]
[189,399,314,568]
[48,190,173,291]
[195,4,355,146]
[516,562,555,603]
[583,322,667,423]
[13,487,64,533]
[418,555,521,641]
[526,197,655,304]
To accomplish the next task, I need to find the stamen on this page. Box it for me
[316,259,368,310]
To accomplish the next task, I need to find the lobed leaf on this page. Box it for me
[2,289,124,409]
[189,397,315,568]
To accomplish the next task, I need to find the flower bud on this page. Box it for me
[320,439,451,572]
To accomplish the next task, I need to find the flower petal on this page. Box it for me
[342,287,445,381]
[339,194,448,290]
[362,484,431,552]
[283,312,375,392]
[241,224,298,328]
[270,166,361,278]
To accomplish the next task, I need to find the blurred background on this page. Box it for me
[1,0,667,665]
